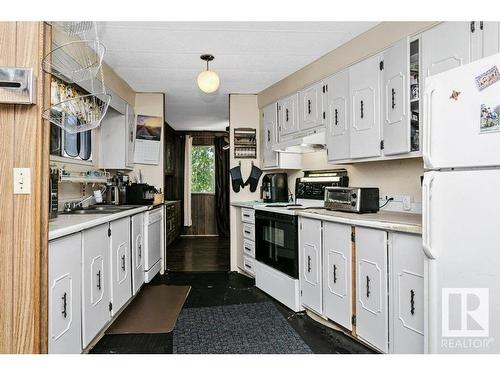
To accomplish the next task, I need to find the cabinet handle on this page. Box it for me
[244,230,251,234]
[391,88,396,109]
[267,129,270,142]
[333,264,337,284]
[138,244,142,258]
[307,255,311,273]
[307,99,312,115]
[130,131,134,143]
[243,214,250,217]
[244,247,251,252]
[286,108,289,122]
[61,292,67,318]
[97,270,102,291]
[334,109,338,125]
[121,254,126,271]
[360,100,364,119]
[366,276,370,298]
[410,289,416,315]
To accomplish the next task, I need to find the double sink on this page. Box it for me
[61,204,143,215]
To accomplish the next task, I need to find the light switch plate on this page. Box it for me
[13,168,31,194]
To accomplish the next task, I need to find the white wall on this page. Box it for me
[129,92,165,192]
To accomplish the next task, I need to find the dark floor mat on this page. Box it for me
[173,302,313,354]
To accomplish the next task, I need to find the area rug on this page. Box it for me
[107,285,191,334]
[173,302,312,354]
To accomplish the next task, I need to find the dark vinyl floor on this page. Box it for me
[90,271,375,354]
[166,236,230,272]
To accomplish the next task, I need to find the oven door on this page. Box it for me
[255,211,298,278]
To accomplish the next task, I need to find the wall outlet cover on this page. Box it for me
[13,168,31,195]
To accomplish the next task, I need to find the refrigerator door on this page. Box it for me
[423,52,500,169]
[423,169,500,353]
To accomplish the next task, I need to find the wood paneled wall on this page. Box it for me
[182,193,218,236]
[0,22,50,354]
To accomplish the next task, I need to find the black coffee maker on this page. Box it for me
[261,173,288,203]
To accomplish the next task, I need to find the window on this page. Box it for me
[191,145,215,193]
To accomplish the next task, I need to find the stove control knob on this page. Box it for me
[351,193,357,199]
[351,201,356,207]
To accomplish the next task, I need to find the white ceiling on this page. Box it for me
[97,22,378,131]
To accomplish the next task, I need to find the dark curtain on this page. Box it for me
[214,136,230,237]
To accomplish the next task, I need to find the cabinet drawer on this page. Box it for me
[243,256,255,276]
[242,223,255,241]
[243,239,255,258]
[241,208,255,224]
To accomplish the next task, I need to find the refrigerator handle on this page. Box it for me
[422,172,436,259]
[423,88,435,169]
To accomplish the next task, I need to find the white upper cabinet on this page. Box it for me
[48,233,82,354]
[100,102,136,170]
[421,22,471,84]
[470,21,500,61]
[349,53,383,159]
[299,218,323,315]
[262,103,279,169]
[298,81,324,131]
[109,217,132,316]
[356,227,388,353]
[382,38,411,155]
[278,93,299,138]
[324,69,350,162]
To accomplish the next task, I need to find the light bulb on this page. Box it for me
[197,69,220,93]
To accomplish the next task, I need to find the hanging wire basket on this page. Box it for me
[42,39,106,84]
[43,92,111,133]
[49,21,96,37]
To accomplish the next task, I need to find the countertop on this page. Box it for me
[164,200,181,207]
[298,209,422,235]
[49,205,150,241]
[231,200,267,209]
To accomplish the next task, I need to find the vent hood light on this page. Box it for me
[272,129,326,154]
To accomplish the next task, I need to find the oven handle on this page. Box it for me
[255,212,297,225]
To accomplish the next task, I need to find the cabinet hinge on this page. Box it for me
[108,228,111,237]
[352,315,357,326]
[322,111,326,120]
[351,232,355,242]
[380,140,385,150]
[109,302,113,311]
[379,60,384,71]
[470,21,475,33]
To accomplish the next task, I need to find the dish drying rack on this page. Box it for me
[43,21,111,133]
[59,168,110,184]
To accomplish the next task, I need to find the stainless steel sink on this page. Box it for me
[60,204,142,215]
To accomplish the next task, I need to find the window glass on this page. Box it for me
[191,145,215,193]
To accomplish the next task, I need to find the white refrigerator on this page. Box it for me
[423,52,500,353]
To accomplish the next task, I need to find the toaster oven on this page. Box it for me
[324,187,379,213]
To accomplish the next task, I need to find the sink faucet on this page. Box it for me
[63,186,107,212]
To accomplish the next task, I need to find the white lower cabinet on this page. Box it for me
[82,223,111,348]
[389,232,425,353]
[109,217,132,315]
[131,213,145,295]
[356,227,389,353]
[322,222,352,331]
[299,218,323,314]
[48,233,82,354]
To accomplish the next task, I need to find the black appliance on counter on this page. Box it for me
[126,183,156,205]
[295,169,349,199]
[261,173,288,203]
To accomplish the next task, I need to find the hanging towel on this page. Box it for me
[244,164,263,193]
[229,165,244,193]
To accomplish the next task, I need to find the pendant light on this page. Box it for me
[197,54,220,94]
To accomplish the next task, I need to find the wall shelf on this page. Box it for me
[234,127,257,159]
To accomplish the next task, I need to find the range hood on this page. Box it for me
[272,129,326,154]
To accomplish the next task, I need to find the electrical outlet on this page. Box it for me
[13,168,31,195]
[402,195,412,211]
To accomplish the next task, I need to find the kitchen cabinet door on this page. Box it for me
[278,93,299,138]
[389,232,425,354]
[299,217,323,314]
[421,22,470,87]
[48,233,82,354]
[356,227,388,353]
[109,217,132,315]
[82,224,111,349]
[349,54,382,159]
[125,103,136,169]
[471,21,500,61]
[131,213,145,295]
[299,81,324,131]
[383,38,411,155]
[323,222,352,330]
[262,103,279,169]
[324,70,350,162]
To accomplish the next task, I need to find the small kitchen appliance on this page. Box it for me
[126,183,156,205]
[260,173,288,203]
[324,186,379,213]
